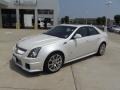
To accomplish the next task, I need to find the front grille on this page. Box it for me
[15,45,27,55]
[16,45,27,52]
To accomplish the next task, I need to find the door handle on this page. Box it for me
[86,40,89,42]
[97,38,100,40]
[63,42,67,45]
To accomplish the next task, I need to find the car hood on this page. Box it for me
[17,34,63,49]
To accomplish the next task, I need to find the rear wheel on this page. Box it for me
[97,43,106,56]
[44,53,64,73]
[119,31,120,34]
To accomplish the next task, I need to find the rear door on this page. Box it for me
[87,26,101,53]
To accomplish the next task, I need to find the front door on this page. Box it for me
[65,37,88,61]
[65,27,90,62]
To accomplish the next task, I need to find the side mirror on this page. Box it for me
[74,34,82,39]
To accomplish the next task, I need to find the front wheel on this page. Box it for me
[97,43,106,56]
[44,53,64,73]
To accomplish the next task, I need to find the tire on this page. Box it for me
[119,31,120,34]
[44,52,64,73]
[97,43,106,56]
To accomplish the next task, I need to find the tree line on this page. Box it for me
[61,15,120,25]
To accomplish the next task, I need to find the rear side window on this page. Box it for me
[88,27,99,36]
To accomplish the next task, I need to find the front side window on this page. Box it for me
[75,27,89,37]
[44,26,77,38]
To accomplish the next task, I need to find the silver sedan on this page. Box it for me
[12,24,108,73]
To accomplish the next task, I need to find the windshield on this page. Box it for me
[44,26,77,38]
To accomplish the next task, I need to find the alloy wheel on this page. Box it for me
[99,44,106,55]
[48,54,63,72]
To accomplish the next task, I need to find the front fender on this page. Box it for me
[37,42,69,65]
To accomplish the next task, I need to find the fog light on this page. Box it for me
[25,63,30,70]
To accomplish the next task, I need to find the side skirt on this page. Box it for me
[64,52,97,64]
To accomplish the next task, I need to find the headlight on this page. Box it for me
[28,47,41,58]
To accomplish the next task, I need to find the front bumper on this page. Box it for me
[12,54,44,73]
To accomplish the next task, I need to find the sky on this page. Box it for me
[4,0,120,19]
[59,0,120,19]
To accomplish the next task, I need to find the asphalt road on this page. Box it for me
[0,29,120,90]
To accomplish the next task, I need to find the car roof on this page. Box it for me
[60,24,94,28]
